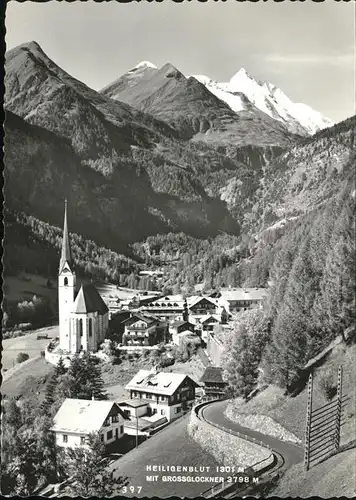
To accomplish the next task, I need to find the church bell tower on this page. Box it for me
[58,200,76,351]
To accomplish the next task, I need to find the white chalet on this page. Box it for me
[51,398,128,449]
[124,369,199,422]
[217,288,268,314]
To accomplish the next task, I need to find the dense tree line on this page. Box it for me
[262,180,355,387]
[219,174,355,394]
[131,228,286,294]
[4,210,140,281]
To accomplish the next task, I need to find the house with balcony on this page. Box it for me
[199,314,221,341]
[124,369,199,422]
[51,398,128,449]
[187,296,220,320]
[200,367,227,398]
[217,288,268,314]
[140,295,184,321]
[168,319,195,338]
[122,313,168,346]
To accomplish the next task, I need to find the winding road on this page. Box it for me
[201,400,303,471]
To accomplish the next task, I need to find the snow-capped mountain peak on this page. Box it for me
[229,67,253,84]
[193,68,333,135]
[134,61,157,70]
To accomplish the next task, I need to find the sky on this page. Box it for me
[5,0,355,123]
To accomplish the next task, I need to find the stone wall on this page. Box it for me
[188,407,272,469]
[225,405,302,444]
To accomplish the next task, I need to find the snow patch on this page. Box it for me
[134,61,157,70]
[193,68,334,135]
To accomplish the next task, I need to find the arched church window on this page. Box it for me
[89,318,93,337]
[79,319,83,337]
[64,277,68,286]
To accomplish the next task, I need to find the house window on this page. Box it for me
[175,407,182,414]
[112,415,118,423]
[89,318,93,337]
[80,436,86,445]
[161,409,165,415]
[63,434,68,443]
[107,430,113,440]
[120,425,124,434]
[79,319,83,337]
[104,418,110,426]
[64,277,68,286]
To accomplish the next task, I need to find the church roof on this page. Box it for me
[72,284,108,315]
[59,199,73,274]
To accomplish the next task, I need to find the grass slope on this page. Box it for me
[273,448,356,498]
[2,325,59,372]
[228,343,355,447]
[2,356,55,399]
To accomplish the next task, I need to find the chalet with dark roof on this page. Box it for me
[200,367,227,398]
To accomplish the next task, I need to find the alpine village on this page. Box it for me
[1,41,355,499]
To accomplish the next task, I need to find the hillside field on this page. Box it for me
[2,325,59,371]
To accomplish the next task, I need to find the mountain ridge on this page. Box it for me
[192,70,334,135]
[100,60,296,147]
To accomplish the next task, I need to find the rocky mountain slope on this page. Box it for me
[100,62,295,147]
[4,42,250,247]
[4,41,347,258]
[193,69,334,135]
[245,115,355,236]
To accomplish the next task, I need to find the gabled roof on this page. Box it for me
[200,367,226,385]
[51,398,128,434]
[171,320,194,328]
[122,313,158,326]
[219,288,268,301]
[200,314,220,324]
[187,296,218,309]
[59,200,74,274]
[125,369,199,396]
[72,284,108,315]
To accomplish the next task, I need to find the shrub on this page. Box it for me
[318,368,337,400]
[159,356,175,368]
[16,352,30,364]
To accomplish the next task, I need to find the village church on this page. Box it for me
[58,201,109,354]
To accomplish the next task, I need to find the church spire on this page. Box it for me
[59,199,73,273]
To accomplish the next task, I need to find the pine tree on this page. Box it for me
[223,325,259,401]
[313,201,355,342]
[264,237,319,387]
[65,353,107,400]
[56,356,67,376]
[40,357,68,414]
[64,433,127,497]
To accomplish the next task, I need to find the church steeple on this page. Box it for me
[59,199,73,273]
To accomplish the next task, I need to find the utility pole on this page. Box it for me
[334,366,343,452]
[304,372,313,471]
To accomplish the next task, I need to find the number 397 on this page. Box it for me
[122,486,142,494]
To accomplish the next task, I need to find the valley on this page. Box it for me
[2,36,355,500]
